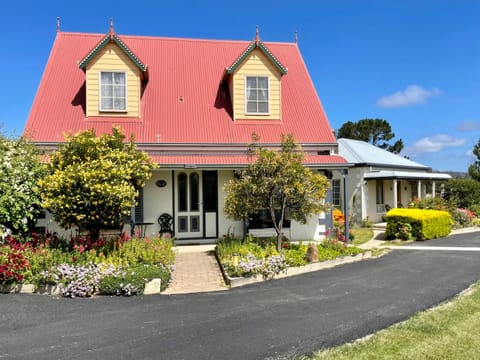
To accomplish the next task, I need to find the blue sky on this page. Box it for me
[0,0,478,172]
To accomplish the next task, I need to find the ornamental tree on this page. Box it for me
[39,127,156,238]
[223,134,330,251]
[0,134,45,236]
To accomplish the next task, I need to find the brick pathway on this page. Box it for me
[162,245,227,294]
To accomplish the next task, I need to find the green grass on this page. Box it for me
[350,227,374,246]
[300,281,480,360]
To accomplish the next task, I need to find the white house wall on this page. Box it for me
[38,168,329,242]
[217,170,244,239]
[142,170,173,237]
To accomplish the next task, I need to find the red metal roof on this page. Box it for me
[149,154,346,167]
[24,31,346,166]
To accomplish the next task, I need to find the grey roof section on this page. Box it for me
[364,170,451,180]
[338,138,428,170]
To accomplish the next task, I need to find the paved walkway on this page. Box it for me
[162,245,227,295]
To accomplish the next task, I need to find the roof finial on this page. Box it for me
[109,18,114,35]
[56,17,60,33]
[294,30,298,44]
[255,25,260,43]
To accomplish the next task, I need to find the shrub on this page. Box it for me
[443,179,480,209]
[41,263,103,297]
[386,208,452,240]
[318,239,363,261]
[330,209,354,243]
[104,237,175,268]
[0,238,31,284]
[409,196,448,211]
[283,248,308,267]
[98,263,171,296]
[451,208,476,228]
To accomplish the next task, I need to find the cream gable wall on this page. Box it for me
[85,43,141,118]
[229,48,282,121]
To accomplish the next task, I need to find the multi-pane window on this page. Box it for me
[100,72,126,111]
[376,180,384,205]
[332,179,341,206]
[246,76,269,114]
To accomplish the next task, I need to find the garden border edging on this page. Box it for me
[0,278,162,296]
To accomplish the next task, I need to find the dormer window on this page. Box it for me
[100,71,126,112]
[246,76,269,114]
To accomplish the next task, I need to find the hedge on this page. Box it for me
[386,208,452,241]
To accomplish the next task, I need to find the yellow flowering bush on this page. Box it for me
[39,127,156,237]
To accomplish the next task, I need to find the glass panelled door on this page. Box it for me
[176,171,202,238]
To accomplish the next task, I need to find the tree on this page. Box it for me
[468,139,480,181]
[336,118,404,153]
[223,134,330,251]
[0,134,45,236]
[443,178,480,209]
[39,127,156,238]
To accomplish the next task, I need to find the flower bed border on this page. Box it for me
[219,251,374,288]
[0,278,162,296]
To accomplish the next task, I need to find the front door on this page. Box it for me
[175,171,202,238]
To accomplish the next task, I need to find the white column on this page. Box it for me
[432,181,436,198]
[393,179,398,208]
[417,180,422,200]
[361,181,367,220]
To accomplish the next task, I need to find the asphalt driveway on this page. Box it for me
[1,231,480,360]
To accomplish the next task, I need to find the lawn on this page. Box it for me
[350,226,374,246]
[300,281,480,360]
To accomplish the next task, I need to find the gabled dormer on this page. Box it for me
[223,29,287,121]
[78,22,148,118]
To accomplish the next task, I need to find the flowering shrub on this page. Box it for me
[452,208,476,228]
[0,249,29,283]
[99,263,171,296]
[232,253,287,279]
[237,253,264,276]
[40,263,102,297]
[0,135,45,236]
[330,209,354,244]
[263,254,287,279]
[0,238,31,283]
[318,239,363,260]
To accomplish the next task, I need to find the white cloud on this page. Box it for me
[404,134,466,156]
[377,85,440,108]
[456,120,480,132]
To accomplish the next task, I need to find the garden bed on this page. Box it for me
[215,233,374,288]
[0,233,174,298]
[220,251,373,288]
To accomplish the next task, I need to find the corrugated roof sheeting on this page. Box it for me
[149,154,346,166]
[25,32,337,146]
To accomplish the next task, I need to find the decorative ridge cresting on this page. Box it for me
[225,27,288,77]
[78,19,148,74]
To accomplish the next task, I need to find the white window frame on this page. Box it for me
[99,71,127,112]
[245,75,269,115]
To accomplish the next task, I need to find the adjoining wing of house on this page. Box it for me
[336,138,451,223]
[25,25,350,243]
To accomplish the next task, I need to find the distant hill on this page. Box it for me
[441,171,468,179]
